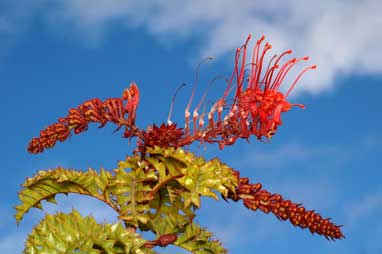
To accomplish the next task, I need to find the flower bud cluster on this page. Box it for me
[28,83,139,153]
[228,170,344,240]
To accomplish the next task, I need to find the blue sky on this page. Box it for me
[1,1,382,253]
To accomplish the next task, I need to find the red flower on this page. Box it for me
[181,35,316,149]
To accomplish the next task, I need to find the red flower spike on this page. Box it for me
[227,168,344,240]
[27,82,140,154]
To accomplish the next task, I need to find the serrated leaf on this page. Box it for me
[145,188,195,237]
[174,222,227,254]
[15,167,114,223]
[137,147,237,242]
[24,210,154,254]
[145,148,237,209]
[19,147,235,254]
[110,159,155,227]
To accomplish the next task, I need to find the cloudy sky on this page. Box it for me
[1,0,381,253]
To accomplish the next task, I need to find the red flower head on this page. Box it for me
[233,35,316,140]
[180,34,316,149]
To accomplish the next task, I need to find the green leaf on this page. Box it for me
[174,222,227,254]
[145,147,238,209]
[15,167,113,223]
[138,147,236,252]
[110,157,157,227]
[24,210,154,254]
[178,156,237,208]
[144,188,195,236]
[18,147,235,254]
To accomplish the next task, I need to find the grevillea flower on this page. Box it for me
[177,34,316,149]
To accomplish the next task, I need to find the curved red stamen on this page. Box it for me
[250,35,266,88]
[270,58,297,90]
[273,57,310,91]
[286,64,317,97]
[255,43,272,89]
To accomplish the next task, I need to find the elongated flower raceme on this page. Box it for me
[26,34,344,241]
[27,82,140,154]
[227,169,344,240]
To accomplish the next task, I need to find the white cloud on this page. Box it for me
[1,0,381,94]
